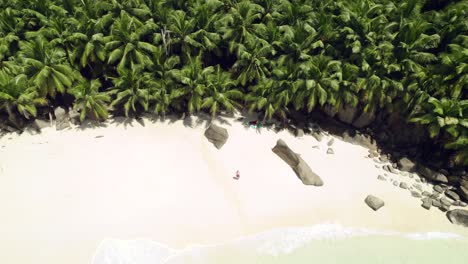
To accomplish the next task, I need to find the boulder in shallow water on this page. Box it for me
[365,195,385,211]
[447,210,468,227]
[272,139,323,186]
[204,124,229,149]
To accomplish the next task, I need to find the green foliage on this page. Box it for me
[0,0,467,166]
[68,78,110,121]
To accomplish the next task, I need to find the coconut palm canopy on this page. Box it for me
[0,0,466,165]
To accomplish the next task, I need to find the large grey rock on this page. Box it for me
[272,139,323,186]
[398,158,416,172]
[365,195,385,211]
[54,107,71,131]
[447,210,468,227]
[337,105,357,124]
[352,110,375,128]
[54,107,67,121]
[204,124,229,149]
[418,165,448,183]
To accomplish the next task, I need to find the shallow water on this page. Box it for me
[92,224,468,264]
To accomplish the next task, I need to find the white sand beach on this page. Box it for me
[1,113,467,264]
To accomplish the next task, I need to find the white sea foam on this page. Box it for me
[404,232,463,240]
[92,224,466,263]
[92,239,178,264]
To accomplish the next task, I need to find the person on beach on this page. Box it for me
[233,170,240,180]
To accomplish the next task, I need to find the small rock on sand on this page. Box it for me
[445,190,460,201]
[377,175,386,181]
[413,184,422,191]
[95,135,104,138]
[434,185,444,193]
[327,138,334,146]
[432,199,442,208]
[422,198,432,210]
[326,148,334,154]
[393,181,399,187]
[411,191,422,198]
[422,191,432,197]
[399,182,409,189]
[365,195,385,211]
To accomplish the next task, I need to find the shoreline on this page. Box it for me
[1,113,467,264]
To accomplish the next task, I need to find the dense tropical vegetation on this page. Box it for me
[0,0,466,166]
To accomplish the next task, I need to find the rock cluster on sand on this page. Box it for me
[272,139,323,186]
[447,210,468,227]
[204,124,229,149]
[365,195,385,211]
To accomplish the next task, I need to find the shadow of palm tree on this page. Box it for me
[77,120,108,130]
[109,116,135,128]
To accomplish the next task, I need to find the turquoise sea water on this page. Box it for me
[92,224,468,264]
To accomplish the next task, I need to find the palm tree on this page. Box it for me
[217,0,264,52]
[68,78,111,122]
[245,77,288,122]
[273,22,324,68]
[18,36,76,98]
[172,55,212,114]
[149,46,184,116]
[106,11,157,71]
[274,0,314,26]
[167,10,200,59]
[232,41,273,86]
[410,97,466,140]
[0,7,24,61]
[108,65,152,117]
[0,71,47,126]
[202,65,243,117]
